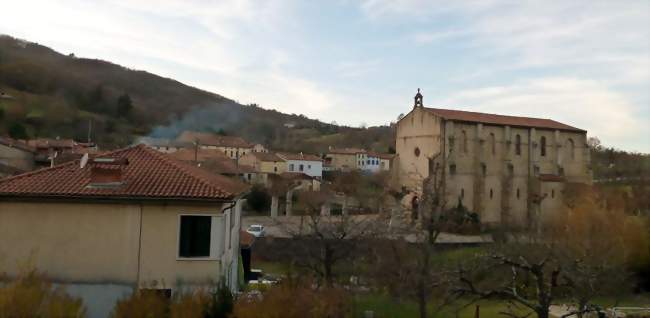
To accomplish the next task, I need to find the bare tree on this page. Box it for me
[451,185,635,318]
[279,189,388,287]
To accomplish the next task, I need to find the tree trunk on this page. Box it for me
[323,243,334,287]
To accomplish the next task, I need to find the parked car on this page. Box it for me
[246,224,266,237]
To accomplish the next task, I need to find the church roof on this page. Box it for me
[424,108,585,132]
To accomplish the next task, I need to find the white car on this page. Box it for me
[246,224,266,238]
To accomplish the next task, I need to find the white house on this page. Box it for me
[277,152,323,179]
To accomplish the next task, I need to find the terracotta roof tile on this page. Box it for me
[277,152,322,161]
[424,108,585,132]
[0,136,36,153]
[247,152,285,162]
[0,144,248,201]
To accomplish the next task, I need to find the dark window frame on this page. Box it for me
[178,215,213,259]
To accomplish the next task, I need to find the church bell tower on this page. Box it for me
[414,88,423,108]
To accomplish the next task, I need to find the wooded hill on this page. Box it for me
[0,35,394,153]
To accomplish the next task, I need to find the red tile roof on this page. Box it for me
[424,108,585,132]
[328,148,366,155]
[176,131,253,148]
[277,152,322,161]
[168,148,230,162]
[0,136,36,153]
[246,152,285,162]
[0,144,248,202]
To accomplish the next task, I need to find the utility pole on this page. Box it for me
[87,119,92,143]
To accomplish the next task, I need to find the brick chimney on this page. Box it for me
[87,157,129,187]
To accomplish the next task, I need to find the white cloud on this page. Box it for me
[433,78,649,152]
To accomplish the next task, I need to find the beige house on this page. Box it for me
[238,152,286,185]
[396,90,591,228]
[325,148,367,171]
[176,131,255,160]
[0,145,248,318]
[0,137,35,177]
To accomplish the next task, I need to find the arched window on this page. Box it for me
[490,133,496,155]
[515,134,521,155]
[540,136,547,157]
[566,138,575,160]
[462,130,468,153]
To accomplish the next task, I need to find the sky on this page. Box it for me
[1,0,649,152]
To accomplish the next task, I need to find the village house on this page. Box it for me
[238,152,286,185]
[136,136,193,153]
[0,137,35,177]
[0,144,248,318]
[176,131,265,160]
[277,152,323,179]
[168,148,258,183]
[325,148,367,171]
[395,89,591,228]
[325,148,393,173]
[27,137,98,167]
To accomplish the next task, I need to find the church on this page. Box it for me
[395,90,592,228]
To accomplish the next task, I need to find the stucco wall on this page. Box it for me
[0,201,234,288]
[395,107,442,192]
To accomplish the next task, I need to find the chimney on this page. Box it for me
[87,157,129,187]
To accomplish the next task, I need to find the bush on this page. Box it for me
[0,267,86,317]
[111,284,233,318]
[233,284,350,318]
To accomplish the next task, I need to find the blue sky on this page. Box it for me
[1,0,648,151]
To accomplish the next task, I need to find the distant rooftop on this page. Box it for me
[176,131,253,148]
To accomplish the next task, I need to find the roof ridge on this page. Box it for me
[426,107,556,121]
[137,144,235,197]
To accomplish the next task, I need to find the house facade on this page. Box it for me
[325,148,367,171]
[0,145,247,318]
[396,90,591,228]
[238,152,286,185]
[277,152,323,179]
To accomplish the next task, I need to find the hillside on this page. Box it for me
[0,35,395,152]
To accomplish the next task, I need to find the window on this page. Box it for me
[481,163,487,176]
[230,151,234,157]
[308,165,311,169]
[551,189,555,198]
[460,188,465,199]
[179,215,211,258]
[540,136,547,157]
[299,164,304,172]
[289,164,294,171]
[489,133,496,155]
[274,166,277,172]
[449,164,457,175]
[516,188,520,199]
[462,130,468,153]
[414,147,421,157]
[489,188,493,199]
[515,134,521,155]
[367,160,370,165]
